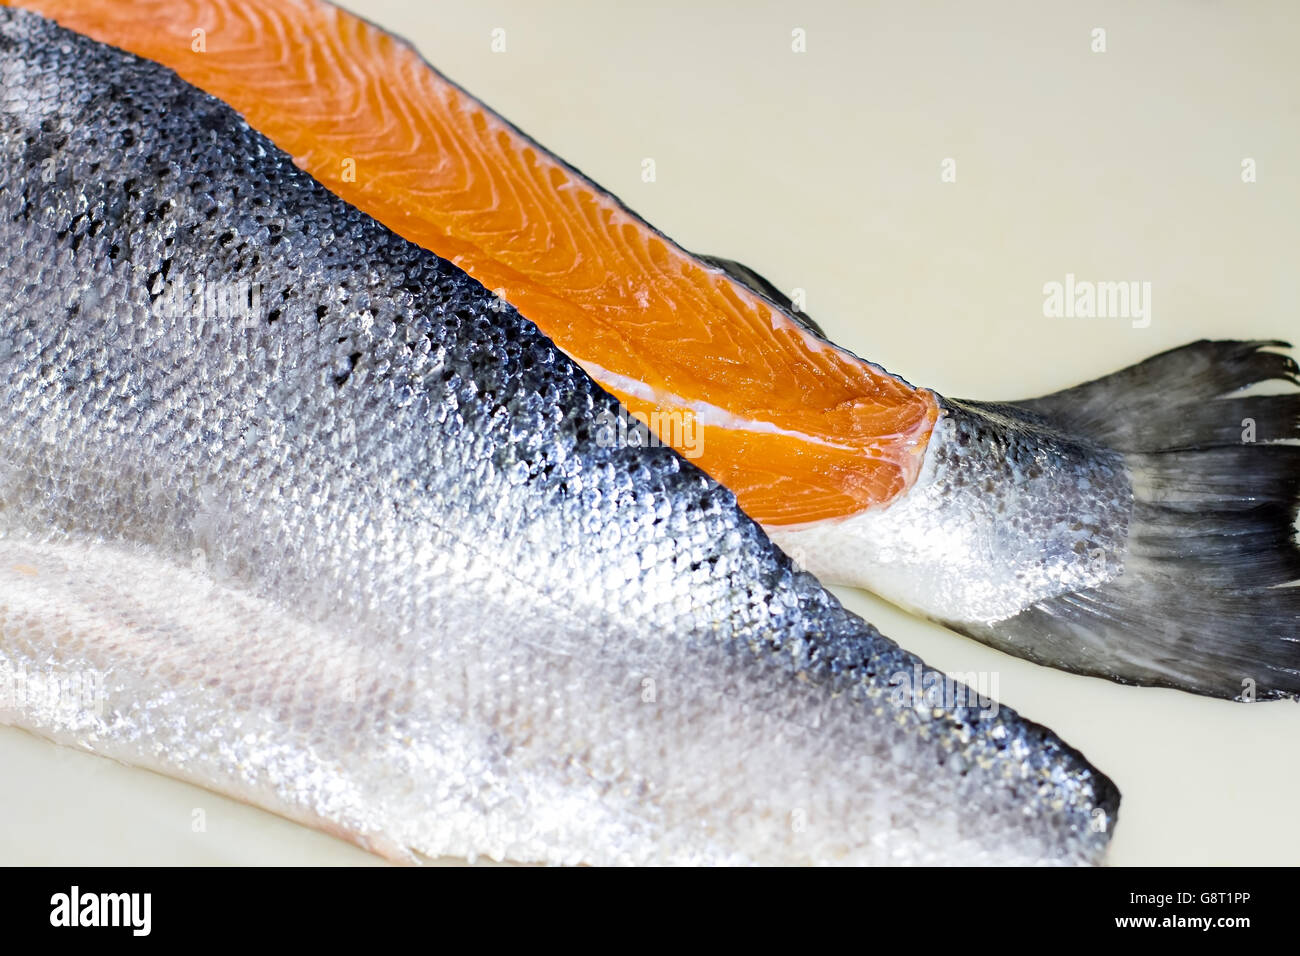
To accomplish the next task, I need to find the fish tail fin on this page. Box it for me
[975,339,1300,700]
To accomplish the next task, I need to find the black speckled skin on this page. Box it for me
[0,8,1116,863]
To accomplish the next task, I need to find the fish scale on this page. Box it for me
[0,7,1115,864]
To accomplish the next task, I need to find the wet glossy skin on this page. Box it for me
[0,9,1116,864]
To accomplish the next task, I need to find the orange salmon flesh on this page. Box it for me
[8,0,939,525]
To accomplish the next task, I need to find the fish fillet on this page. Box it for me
[0,8,1116,865]
[12,0,1296,700]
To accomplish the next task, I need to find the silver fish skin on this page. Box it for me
[775,360,1300,702]
[0,8,1116,864]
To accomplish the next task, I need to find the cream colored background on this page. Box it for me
[2,0,1297,865]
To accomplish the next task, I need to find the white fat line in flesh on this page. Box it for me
[577,359,879,452]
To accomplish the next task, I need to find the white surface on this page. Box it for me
[2,0,1298,865]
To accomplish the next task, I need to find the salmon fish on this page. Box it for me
[11,0,1296,700]
[0,8,1117,864]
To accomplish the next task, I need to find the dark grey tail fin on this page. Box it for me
[969,340,1300,700]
